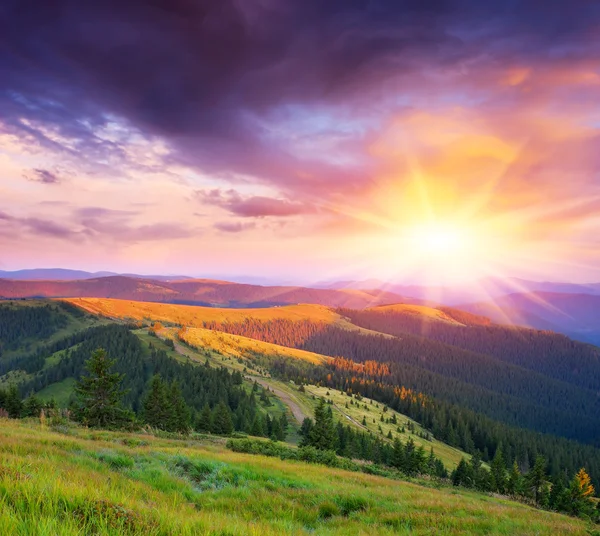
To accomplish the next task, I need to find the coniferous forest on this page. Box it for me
[0,300,599,526]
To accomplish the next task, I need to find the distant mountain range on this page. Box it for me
[2,270,599,345]
[0,269,192,282]
[0,275,414,309]
[317,276,600,303]
[460,292,600,346]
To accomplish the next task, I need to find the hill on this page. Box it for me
[0,276,407,309]
[461,292,600,345]
[1,420,588,536]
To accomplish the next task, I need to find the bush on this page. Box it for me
[226,438,397,479]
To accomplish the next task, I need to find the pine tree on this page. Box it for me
[5,385,23,418]
[507,460,523,496]
[308,399,337,450]
[391,438,404,470]
[23,394,43,418]
[526,455,548,506]
[299,417,314,446]
[168,381,191,433]
[250,414,265,437]
[142,375,171,429]
[73,348,133,429]
[278,414,288,441]
[270,416,282,440]
[211,401,234,435]
[452,458,474,487]
[490,445,507,493]
[196,403,212,433]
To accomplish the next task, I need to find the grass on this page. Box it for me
[303,386,473,469]
[170,326,330,365]
[36,377,77,406]
[0,419,590,535]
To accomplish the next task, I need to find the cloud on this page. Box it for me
[198,189,314,218]
[4,1,599,199]
[0,207,194,244]
[214,221,256,233]
[24,168,61,184]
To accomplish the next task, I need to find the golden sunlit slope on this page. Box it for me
[63,298,393,338]
[63,297,342,325]
[161,325,331,365]
[367,303,465,325]
[367,303,493,327]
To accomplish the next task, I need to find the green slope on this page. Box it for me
[0,419,589,536]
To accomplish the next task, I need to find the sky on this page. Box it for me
[1,0,600,285]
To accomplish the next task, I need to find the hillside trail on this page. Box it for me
[249,376,309,424]
[167,335,309,424]
[304,387,369,432]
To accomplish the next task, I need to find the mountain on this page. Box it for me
[0,269,116,280]
[317,277,600,305]
[460,292,600,345]
[0,269,191,282]
[0,275,409,309]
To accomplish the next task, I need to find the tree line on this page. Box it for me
[1,324,287,440]
[0,302,68,355]
[337,307,600,392]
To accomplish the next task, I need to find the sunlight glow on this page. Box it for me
[407,223,470,256]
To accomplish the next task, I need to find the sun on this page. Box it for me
[407,222,471,257]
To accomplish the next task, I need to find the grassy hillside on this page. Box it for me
[65,298,339,324]
[166,326,330,366]
[0,419,590,536]
[62,298,391,337]
[303,385,470,469]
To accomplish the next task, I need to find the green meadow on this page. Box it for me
[0,419,590,536]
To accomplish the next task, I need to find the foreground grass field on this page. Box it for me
[0,420,590,535]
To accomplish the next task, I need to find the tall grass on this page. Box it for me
[0,419,590,535]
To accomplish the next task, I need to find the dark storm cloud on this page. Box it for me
[1,0,599,192]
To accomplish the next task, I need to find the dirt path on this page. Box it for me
[304,387,370,432]
[250,377,308,424]
[165,333,309,424]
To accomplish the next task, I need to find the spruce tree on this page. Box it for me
[490,445,507,493]
[5,385,23,418]
[23,394,43,418]
[309,399,336,450]
[196,403,212,433]
[526,455,548,505]
[211,401,234,435]
[278,414,288,441]
[168,381,191,433]
[73,348,133,429]
[507,460,523,496]
[142,375,171,429]
[299,417,314,446]
[391,438,404,470]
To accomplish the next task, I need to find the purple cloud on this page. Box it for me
[198,189,313,218]
[214,221,256,233]
[24,168,61,184]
